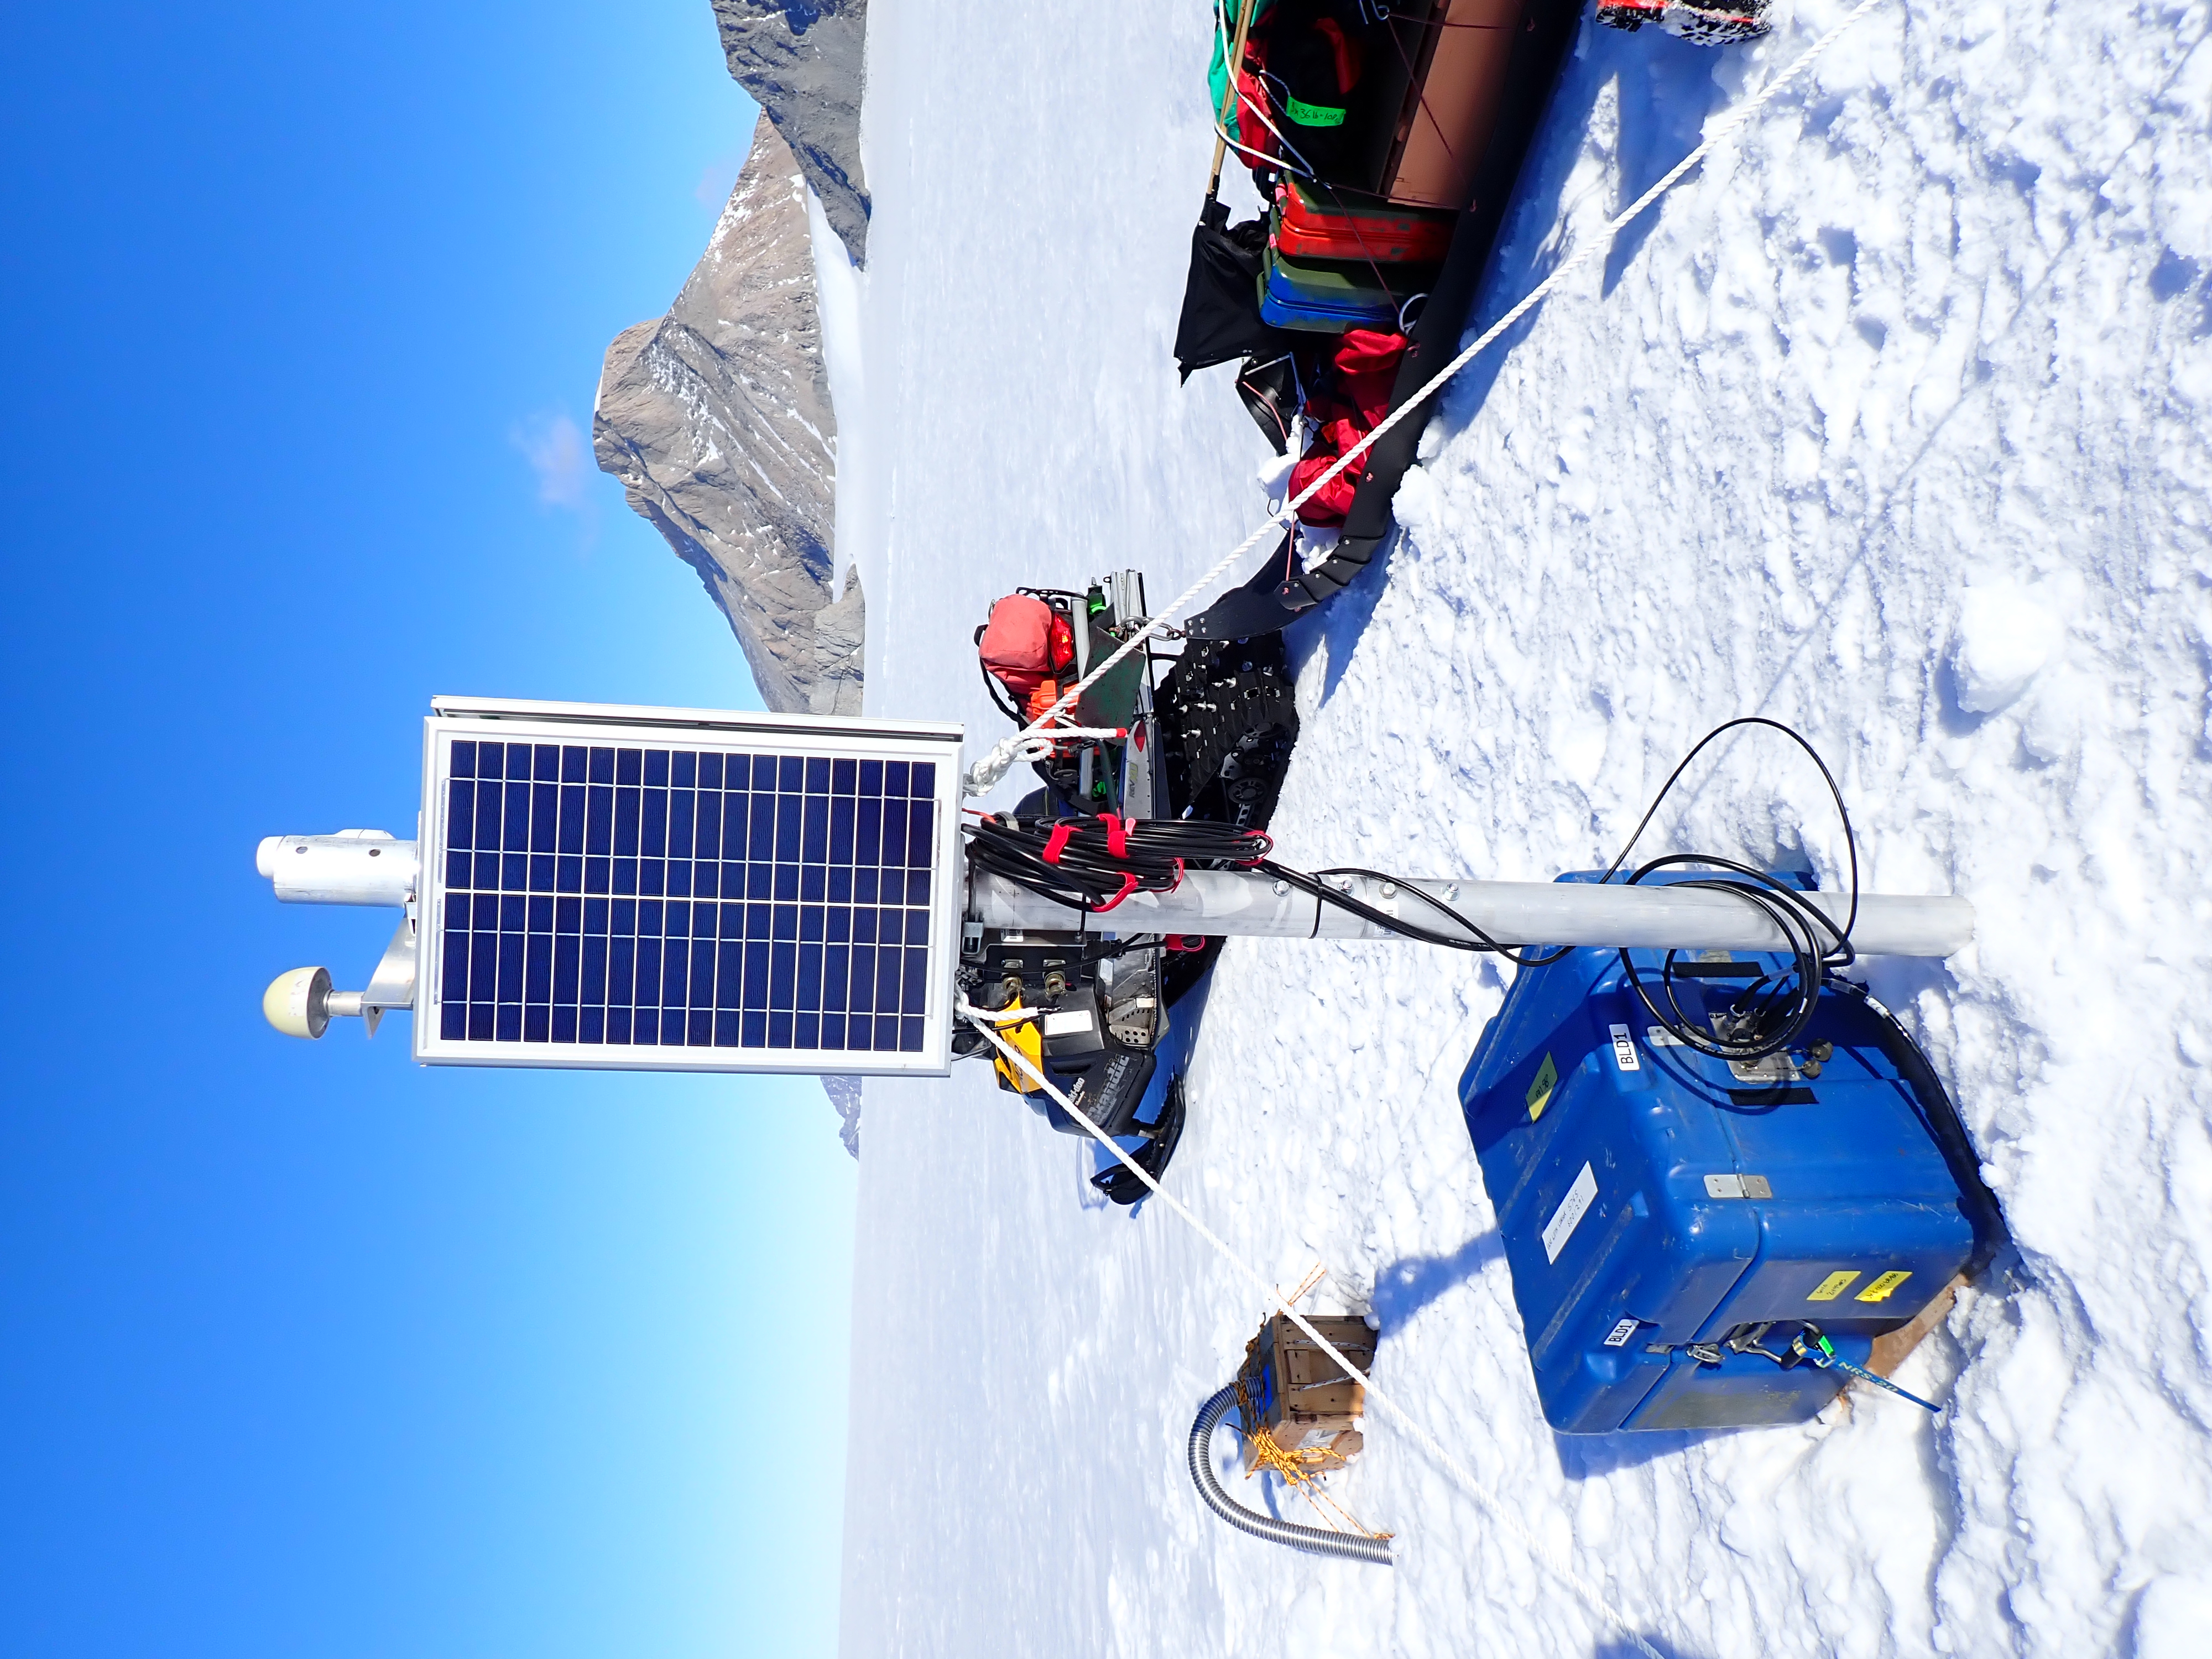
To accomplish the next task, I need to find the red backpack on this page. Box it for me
[977,593,1078,717]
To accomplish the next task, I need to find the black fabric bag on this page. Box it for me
[1173,200,1293,380]
[1234,349,1312,449]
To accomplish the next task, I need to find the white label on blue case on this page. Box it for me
[1603,1318,1639,1348]
[1542,1161,1599,1264]
[1609,1024,1640,1070]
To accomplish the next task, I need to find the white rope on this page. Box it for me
[963,0,1886,800]
[957,1002,1668,1657]
[1211,1,1320,178]
[990,725,1131,773]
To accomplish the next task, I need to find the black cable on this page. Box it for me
[1601,721,1861,1063]
[1600,717,1859,938]
[1259,860,1573,968]
[963,815,1271,913]
[964,815,1568,964]
[1823,978,2010,1279]
[1616,868,1833,1062]
[1158,726,1856,1042]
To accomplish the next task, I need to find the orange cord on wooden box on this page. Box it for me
[1233,1378,1392,1543]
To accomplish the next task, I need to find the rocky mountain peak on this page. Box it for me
[711,0,869,265]
[593,114,863,718]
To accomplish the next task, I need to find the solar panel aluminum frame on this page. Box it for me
[413,697,966,1076]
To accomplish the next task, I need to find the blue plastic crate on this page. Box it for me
[1459,870,1983,1433]
[1256,245,1403,333]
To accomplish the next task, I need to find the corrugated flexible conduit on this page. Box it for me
[1187,1384,1395,1565]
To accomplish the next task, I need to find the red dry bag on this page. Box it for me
[979,594,1076,699]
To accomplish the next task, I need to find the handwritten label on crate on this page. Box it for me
[1542,1161,1599,1264]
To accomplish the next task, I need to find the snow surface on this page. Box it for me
[826,1,2212,1653]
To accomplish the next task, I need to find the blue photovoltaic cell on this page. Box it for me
[436,740,938,1054]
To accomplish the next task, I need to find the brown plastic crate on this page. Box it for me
[1366,0,1526,210]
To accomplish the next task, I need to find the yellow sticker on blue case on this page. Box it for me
[1526,1053,1559,1121]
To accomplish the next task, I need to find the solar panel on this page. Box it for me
[413,697,964,1075]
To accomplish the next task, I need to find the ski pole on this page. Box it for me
[1207,0,1261,201]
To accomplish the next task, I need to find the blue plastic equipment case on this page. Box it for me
[1256,245,1411,333]
[1459,871,1984,1433]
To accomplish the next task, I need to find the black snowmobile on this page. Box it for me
[954,570,1297,1199]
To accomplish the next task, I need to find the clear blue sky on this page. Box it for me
[0,7,855,1656]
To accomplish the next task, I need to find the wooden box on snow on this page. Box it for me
[1236,1314,1378,1471]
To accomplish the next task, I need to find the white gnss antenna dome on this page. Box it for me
[256,697,966,1077]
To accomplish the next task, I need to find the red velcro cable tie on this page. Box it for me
[1041,823,1074,865]
[1100,813,1129,860]
[1094,873,1141,913]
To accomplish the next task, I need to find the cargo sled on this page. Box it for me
[1176,0,1770,639]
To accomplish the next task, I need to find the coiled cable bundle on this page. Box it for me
[963,812,1270,911]
[1597,718,1860,1065]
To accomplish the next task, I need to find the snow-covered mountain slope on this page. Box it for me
[597,114,863,719]
[830,1,2212,1653]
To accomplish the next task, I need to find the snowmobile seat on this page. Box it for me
[1090,1074,1188,1205]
